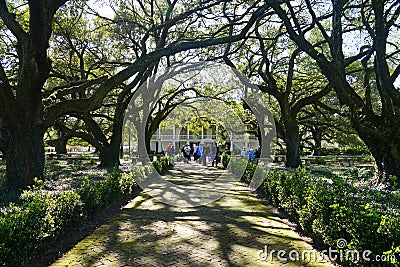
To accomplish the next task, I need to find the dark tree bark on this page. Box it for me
[283,115,302,168]
[357,126,400,182]
[49,139,68,154]
[2,113,45,189]
[57,139,68,155]
[98,100,125,169]
[98,143,121,169]
[47,129,69,154]
[311,129,323,156]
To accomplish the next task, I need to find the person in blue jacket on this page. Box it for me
[196,143,203,162]
[249,149,255,159]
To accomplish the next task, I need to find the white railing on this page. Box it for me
[151,135,258,141]
[151,134,218,140]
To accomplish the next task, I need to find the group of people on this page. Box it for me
[240,147,261,159]
[169,143,260,163]
[180,142,219,167]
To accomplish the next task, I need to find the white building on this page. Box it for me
[149,124,259,154]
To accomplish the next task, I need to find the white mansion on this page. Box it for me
[149,124,259,154]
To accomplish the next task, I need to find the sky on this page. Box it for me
[87,0,115,19]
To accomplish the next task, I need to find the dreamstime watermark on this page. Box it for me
[123,62,276,207]
[257,238,398,264]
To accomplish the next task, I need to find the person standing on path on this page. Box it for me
[193,144,198,160]
[182,143,191,163]
[169,145,175,156]
[167,143,172,154]
[197,143,204,163]
[202,145,208,166]
[249,149,255,159]
[241,147,247,158]
[212,143,219,167]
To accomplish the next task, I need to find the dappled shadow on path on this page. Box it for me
[51,163,334,267]
[141,162,240,207]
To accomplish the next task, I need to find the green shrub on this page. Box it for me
[119,172,140,195]
[362,154,374,162]
[310,157,326,165]
[343,167,374,180]
[0,179,83,265]
[228,157,248,179]
[388,175,399,191]
[152,156,171,174]
[78,169,122,214]
[343,147,370,156]
[87,158,97,165]
[221,152,230,168]
[238,165,400,266]
[174,154,182,162]
[0,168,143,266]
[131,165,154,184]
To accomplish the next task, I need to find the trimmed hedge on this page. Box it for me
[0,171,136,266]
[152,156,172,174]
[0,180,83,265]
[221,152,230,168]
[0,156,172,266]
[229,157,400,266]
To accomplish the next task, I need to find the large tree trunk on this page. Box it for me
[99,144,120,169]
[282,110,302,168]
[0,1,86,190]
[360,133,400,185]
[55,138,68,155]
[135,127,150,164]
[47,133,68,154]
[145,130,153,155]
[312,129,323,156]
[285,121,302,168]
[55,130,68,154]
[99,122,123,169]
[2,113,45,189]
[1,60,47,189]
